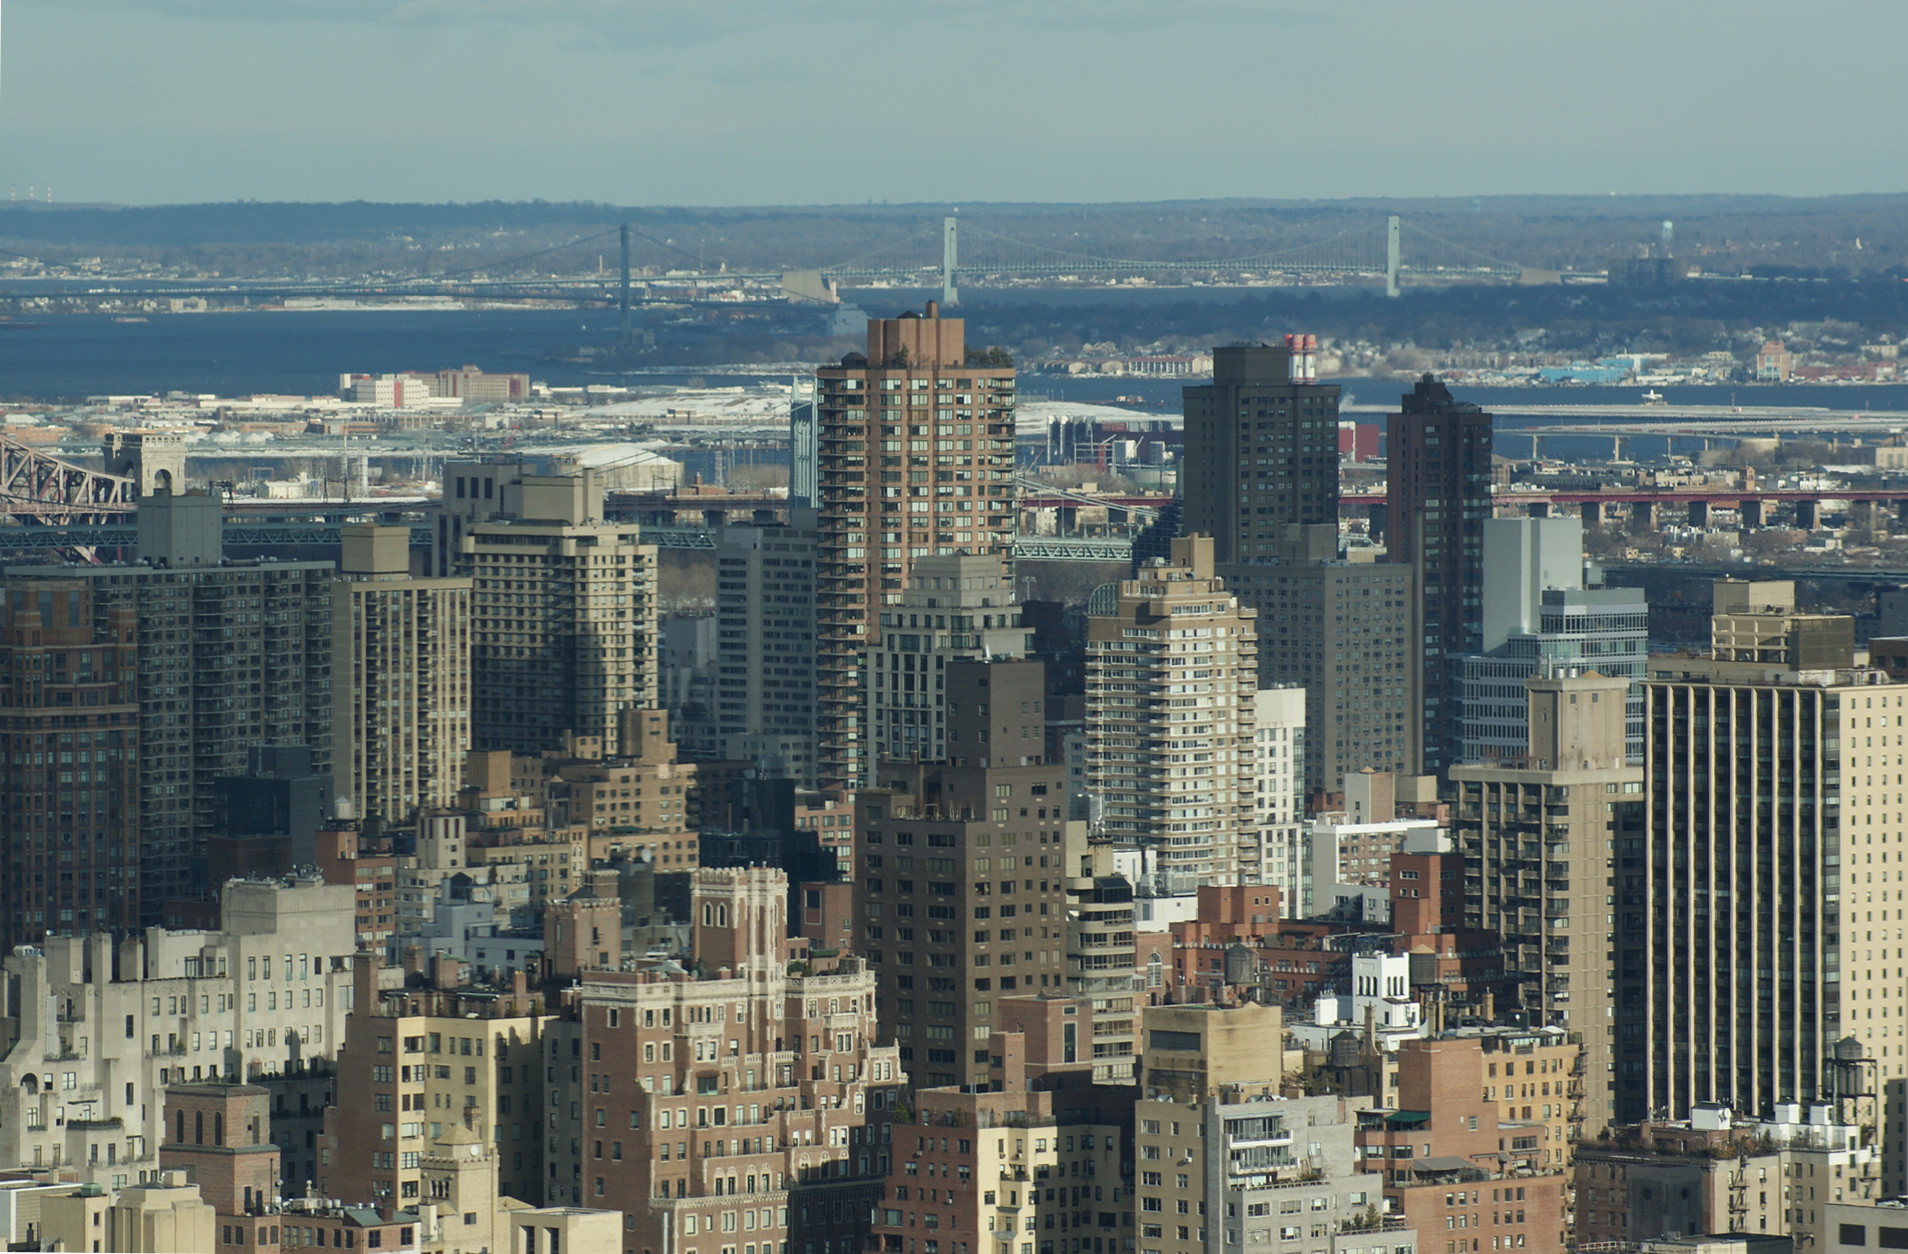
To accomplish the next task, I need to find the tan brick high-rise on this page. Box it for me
[333,524,472,825]
[814,303,1016,790]
[560,867,906,1254]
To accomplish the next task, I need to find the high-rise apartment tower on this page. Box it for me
[868,553,1026,775]
[1627,631,1908,1176]
[1221,525,1419,794]
[5,490,335,925]
[1388,376,1493,774]
[1451,669,1642,1138]
[0,580,140,946]
[459,471,658,756]
[813,303,1017,790]
[1180,341,1341,564]
[1085,535,1258,889]
[711,511,819,784]
[855,659,1071,1089]
[332,524,472,825]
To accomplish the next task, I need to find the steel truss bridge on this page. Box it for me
[0,215,1527,309]
[0,432,137,523]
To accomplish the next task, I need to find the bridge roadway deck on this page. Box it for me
[9,483,1908,560]
[0,519,1136,562]
[1347,401,1908,438]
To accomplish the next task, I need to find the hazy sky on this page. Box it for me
[12,0,1908,206]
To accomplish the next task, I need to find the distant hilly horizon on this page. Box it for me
[0,193,1901,247]
[0,194,1897,281]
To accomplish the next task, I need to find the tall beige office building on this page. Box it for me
[1450,669,1642,1138]
[332,524,472,825]
[1086,535,1258,889]
[868,552,1028,775]
[1624,581,1905,1179]
[814,303,1018,789]
[460,471,658,756]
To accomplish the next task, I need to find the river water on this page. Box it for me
[3,309,1905,465]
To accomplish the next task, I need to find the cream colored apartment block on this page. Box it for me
[1086,535,1259,890]
[318,971,552,1212]
[41,1173,216,1253]
[0,878,358,1190]
[1132,1005,1410,1254]
[462,474,659,757]
[334,524,473,825]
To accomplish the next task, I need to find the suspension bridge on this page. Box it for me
[816,214,1523,302]
[0,214,1527,310]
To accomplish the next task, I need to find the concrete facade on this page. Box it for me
[1066,843,1139,1084]
[1460,584,1649,765]
[1249,688,1305,891]
[458,470,660,757]
[1452,670,1642,1139]
[712,511,820,786]
[1222,546,1419,794]
[1133,1004,1414,1254]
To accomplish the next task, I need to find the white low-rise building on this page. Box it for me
[1250,687,1305,893]
[1288,951,1427,1054]
[0,876,358,1189]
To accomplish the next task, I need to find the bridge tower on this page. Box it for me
[102,430,186,497]
[1386,215,1401,298]
[619,223,632,342]
[942,215,959,306]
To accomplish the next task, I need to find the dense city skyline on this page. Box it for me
[5,0,1908,1241]
[4,329,1908,1250]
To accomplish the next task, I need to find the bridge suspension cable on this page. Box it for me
[952,222,1384,277]
[1396,220,1523,279]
